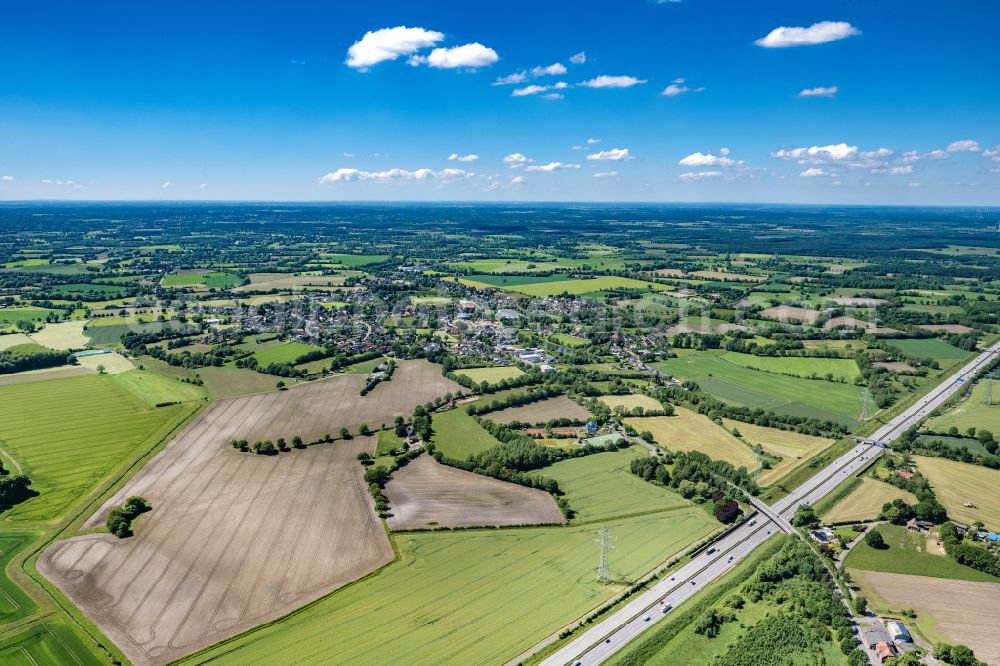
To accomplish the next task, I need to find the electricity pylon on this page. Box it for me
[596,527,615,584]
[860,389,873,422]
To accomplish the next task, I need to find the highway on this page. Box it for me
[540,341,1000,666]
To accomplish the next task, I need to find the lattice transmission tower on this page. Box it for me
[859,389,873,422]
[596,527,615,584]
[986,374,994,406]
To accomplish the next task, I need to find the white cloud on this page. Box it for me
[347,26,444,70]
[0,175,12,181]
[799,168,831,177]
[799,86,838,98]
[449,153,479,162]
[719,147,730,156]
[679,171,722,181]
[755,21,860,48]
[593,171,619,178]
[678,151,734,167]
[587,148,633,161]
[542,93,564,100]
[503,153,533,168]
[319,167,472,184]
[990,168,1000,174]
[926,149,950,160]
[524,162,580,172]
[161,181,173,189]
[531,63,567,77]
[771,143,858,162]
[871,165,913,175]
[946,139,982,153]
[493,71,528,85]
[860,148,893,160]
[569,51,586,65]
[510,175,525,184]
[587,138,601,144]
[413,43,498,69]
[512,84,548,97]
[661,84,689,97]
[579,75,647,89]
[908,181,922,188]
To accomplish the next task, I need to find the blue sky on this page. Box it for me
[0,0,998,204]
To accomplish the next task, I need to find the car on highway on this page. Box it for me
[643,615,650,622]
[661,604,672,613]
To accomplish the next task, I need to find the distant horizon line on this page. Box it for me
[0,199,998,210]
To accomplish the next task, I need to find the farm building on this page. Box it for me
[886,621,911,644]
[862,628,892,650]
[875,641,898,663]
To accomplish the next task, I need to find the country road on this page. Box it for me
[538,341,1000,666]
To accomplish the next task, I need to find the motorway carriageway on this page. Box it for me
[541,341,1000,666]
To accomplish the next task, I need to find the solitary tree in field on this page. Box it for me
[96,364,106,375]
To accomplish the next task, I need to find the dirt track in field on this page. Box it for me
[384,455,565,530]
[854,571,1000,665]
[38,359,458,665]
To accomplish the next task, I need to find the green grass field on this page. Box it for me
[653,350,864,427]
[844,524,1000,583]
[430,406,502,459]
[721,419,834,486]
[506,276,671,297]
[0,374,196,522]
[914,456,1000,530]
[181,510,716,666]
[0,307,60,324]
[458,273,568,287]
[341,356,388,375]
[0,622,104,666]
[248,341,321,366]
[321,253,389,266]
[452,366,524,383]
[112,368,206,405]
[928,380,1000,433]
[721,351,861,382]
[0,531,39,623]
[550,333,591,348]
[531,446,698,522]
[884,337,972,362]
[162,271,242,289]
[46,283,129,298]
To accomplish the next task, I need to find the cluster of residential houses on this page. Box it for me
[863,620,913,663]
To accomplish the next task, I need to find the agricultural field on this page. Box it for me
[321,253,389,266]
[0,622,104,666]
[0,374,198,523]
[75,350,134,373]
[550,333,591,348]
[384,455,564,529]
[181,511,715,666]
[505,276,670,297]
[488,395,591,425]
[532,446,707,522]
[883,337,972,363]
[598,394,664,413]
[0,306,59,325]
[653,350,865,427]
[430,406,502,459]
[27,320,89,349]
[721,419,834,486]
[0,531,40,623]
[452,365,524,383]
[161,270,243,289]
[246,340,322,366]
[757,305,821,325]
[41,433,390,666]
[720,351,861,382]
[851,571,1000,665]
[0,332,33,349]
[820,477,917,523]
[626,408,758,470]
[914,455,1000,529]
[928,379,1000,433]
[231,272,346,292]
[844,524,997,583]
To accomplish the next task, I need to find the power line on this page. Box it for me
[860,388,873,422]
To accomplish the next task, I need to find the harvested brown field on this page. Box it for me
[489,395,591,425]
[854,571,1000,665]
[384,455,564,530]
[917,323,975,333]
[829,297,885,307]
[231,272,348,293]
[598,394,664,413]
[759,305,821,325]
[38,359,457,665]
[40,434,391,666]
[0,365,94,386]
[689,270,766,282]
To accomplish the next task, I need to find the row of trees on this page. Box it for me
[0,343,69,374]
